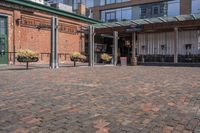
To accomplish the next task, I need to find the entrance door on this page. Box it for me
[0,16,8,64]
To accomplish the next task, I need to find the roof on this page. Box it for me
[93,13,200,29]
[5,0,101,24]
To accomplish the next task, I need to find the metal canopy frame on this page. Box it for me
[92,13,200,29]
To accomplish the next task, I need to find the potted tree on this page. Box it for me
[101,53,112,64]
[17,49,39,69]
[70,52,86,67]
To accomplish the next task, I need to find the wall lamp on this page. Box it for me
[16,18,22,26]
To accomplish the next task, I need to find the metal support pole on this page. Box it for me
[174,27,178,63]
[55,17,59,68]
[89,25,95,67]
[113,31,118,66]
[50,16,59,69]
[131,32,137,66]
[92,29,95,67]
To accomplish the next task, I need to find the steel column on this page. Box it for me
[89,25,95,67]
[50,16,59,69]
[174,27,178,63]
[131,32,137,65]
[113,31,118,66]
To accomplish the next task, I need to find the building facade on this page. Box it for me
[87,0,200,65]
[41,0,200,22]
[0,0,98,65]
[91,0,200,22]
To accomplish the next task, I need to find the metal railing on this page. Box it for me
[0,52,71,64]
[137,54,200,63]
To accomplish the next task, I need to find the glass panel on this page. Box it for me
[116,9,122,21]
[149,18,162,23]
[100,0,105,6]
[105,0,116,5]
[176,15,193,21]
[132,6,141,20]
[0,38,5,53]
[167,0,180,17]
[105,11,116,22]
[162,16,177,22]
[121,7,132,21]
[86,0,94,8]
[0,18,6,35]
[101,11,106,22]
[192,0,200,14]
[194,13,200,19]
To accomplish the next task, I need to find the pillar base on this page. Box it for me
[131,57,137,66]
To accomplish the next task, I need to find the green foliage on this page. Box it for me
[101,53,112,62]
[70,52,86,62]
[17,49,39,58]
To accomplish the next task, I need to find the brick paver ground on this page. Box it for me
[0,66,200,133]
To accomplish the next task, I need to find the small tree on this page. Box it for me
[101,53,112,64]
[70,52,86,67]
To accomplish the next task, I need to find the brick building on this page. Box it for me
[0,0,98,65]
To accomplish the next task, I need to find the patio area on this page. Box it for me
[0,66,200,133]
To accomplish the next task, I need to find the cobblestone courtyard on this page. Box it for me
[0,66,200,133]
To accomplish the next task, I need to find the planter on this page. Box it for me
[17,57,39,62]
[70,58,79,67]
[70,52,87,67]
[17,57,39,69]
[101,53,112,64]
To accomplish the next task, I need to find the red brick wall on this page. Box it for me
[0,5,89,65]
[180,0,191,15]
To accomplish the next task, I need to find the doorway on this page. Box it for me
[0,16,8,64]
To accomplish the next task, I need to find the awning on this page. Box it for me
[92,13,200,29]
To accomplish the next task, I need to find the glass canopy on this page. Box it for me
[92,13,200,29]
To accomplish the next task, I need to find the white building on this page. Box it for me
[28,0,44,4]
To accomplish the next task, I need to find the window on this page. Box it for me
[192,0,200,14]
[105,11,116,22]
[0,18,6,35]
[73,0,85,10]
[140,2,165,19]
[101,7,132,22]
[104,0,130,5]
[86,0,94,8]
[105,0,116,5]
[153,6,159,15]
[167,0,180,17]
[121,7,132,21]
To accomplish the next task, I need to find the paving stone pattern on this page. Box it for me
[0,66,200,133]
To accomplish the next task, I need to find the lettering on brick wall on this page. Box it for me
[59,23,77,35]
[21,16,51,29]
[20,16,78,35]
